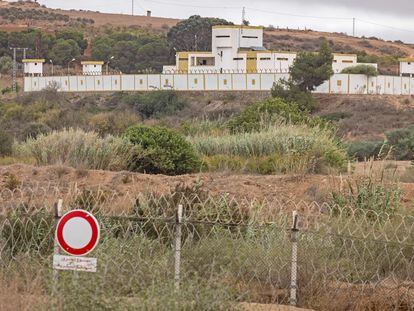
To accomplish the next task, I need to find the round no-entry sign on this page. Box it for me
[56,209,100,256]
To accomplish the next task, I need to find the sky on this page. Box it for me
[35,0,414,43]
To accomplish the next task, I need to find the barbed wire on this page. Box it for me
[0,186,413,309]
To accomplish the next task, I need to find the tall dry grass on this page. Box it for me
[14,128,137,171]
[191,122,347,174]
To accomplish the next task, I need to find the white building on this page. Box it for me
[163,25,379,74]
[164,25,297,74]
[332,53,378,73]
[23,59,45,76]
[81,61,104,75]
[399,58,414,76]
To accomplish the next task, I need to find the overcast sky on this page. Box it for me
[36,0,414,43]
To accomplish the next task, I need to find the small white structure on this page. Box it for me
[399,58,414,76]
[332,53,377,73]
[81,61,104,75]
[22,59,45,76]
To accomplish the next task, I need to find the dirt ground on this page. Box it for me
[314,94,414,141]
[1,161,414,207]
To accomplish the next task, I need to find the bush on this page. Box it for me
[347,140,388,161]
[0,130,13,156]
[21,122,51,140]
[15,128,137,171]
[89,111,140,136]
[227,97,326,134]
[123,125,201,175]
[386,125,414,160]
[271,80,316,112]
[127,91,187,119]
[320,111,353,122]
[192,123,347,174]
[341,64,379,76]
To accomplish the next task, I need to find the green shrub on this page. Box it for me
[331,175,400,220]
[271,80,316,111]
[227,97,326,134]
[347,140,388,161]
[341,64,379,76]
[15,128,137,171]
[386,125,414,160]
[192,123,347,174]
[113,91,187,119]
[123,125,201,175]
[0,129,13,156]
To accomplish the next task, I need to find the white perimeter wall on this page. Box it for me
[24,73,414,96]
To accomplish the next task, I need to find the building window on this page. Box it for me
[194,78,198,84]
[408,62,411,65]
[252,79,256,85]
[139,79,143,85]
[337,80,342,87]
[223,79,227,85]
[247,57,257,60]
[260,57,271,60]
[242,36,258,39]
[35,63,38,66]
[233,57,244,60]
[191,57,195,66]
[277,57,288,61]
[179,58,187,61]
[342,60,354,63]
[216,35,230,38]
[333,60,337,63]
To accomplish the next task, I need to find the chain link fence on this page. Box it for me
[0,185,413,310]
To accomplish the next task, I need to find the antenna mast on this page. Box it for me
[132,0,134,16]
[242,7,246,25]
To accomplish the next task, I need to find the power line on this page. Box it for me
[356,18,414,34]
[145,0,239,10]
[245,7,353,21]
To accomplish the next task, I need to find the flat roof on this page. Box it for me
[333,53,357,57]
[22,59,45,63]
[212,25,264,30]
[81,61,104,65]
[399,58,414,62]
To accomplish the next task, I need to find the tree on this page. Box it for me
[290,38,334,91]
[167,15,232,51]
[55,29,87,52]
[136,40,170,72]
[48,39,81,65]
[341,64,379,76]
[0,56,12,75]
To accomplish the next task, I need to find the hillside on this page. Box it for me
[1,0,413,62]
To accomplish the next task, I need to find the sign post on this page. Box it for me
[53,209,100,273]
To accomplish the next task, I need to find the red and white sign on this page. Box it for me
[56,209,100,257]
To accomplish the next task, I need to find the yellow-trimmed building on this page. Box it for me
[399,57,414,76]
[163,25,297,73]
[163,24,378,74]
[81,61,104,75]
[23,59,45,76]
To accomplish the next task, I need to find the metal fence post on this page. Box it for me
[290,210,299,306]
[174,204,183,290]
[52,199,63,296]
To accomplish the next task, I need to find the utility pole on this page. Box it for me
[131,0,134,16]
[10,47,28,93]
[242,7,246,25]
[352,18,356,37]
